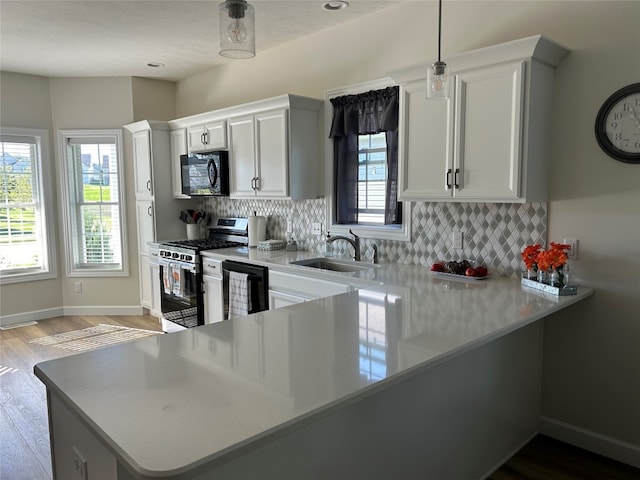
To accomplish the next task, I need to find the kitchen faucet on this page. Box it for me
[326,229,361,261]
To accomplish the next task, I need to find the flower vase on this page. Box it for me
[537,268,547,284]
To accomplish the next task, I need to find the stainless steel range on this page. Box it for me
[158,217,248,332]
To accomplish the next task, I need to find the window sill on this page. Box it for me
[0,270,57,285]
[329,212,411,242]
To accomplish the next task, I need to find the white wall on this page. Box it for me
[0,72,63,320]
[0,75,176,319]
[175,0,640,461]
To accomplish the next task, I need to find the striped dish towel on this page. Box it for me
[228,271,251,318]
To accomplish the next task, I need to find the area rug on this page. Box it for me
[29,324,161,352]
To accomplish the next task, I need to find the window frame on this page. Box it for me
[325,78,411,242]
[58,129,129,277]
[0,127,57,285]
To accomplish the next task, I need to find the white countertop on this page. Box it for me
[34,252,593,478]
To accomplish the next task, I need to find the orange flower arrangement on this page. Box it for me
[521,244,542,271]
[522,242,570,272]
[537,242,571,271]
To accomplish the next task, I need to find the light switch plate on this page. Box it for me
[452,231,463,250]
[563,238,578,260]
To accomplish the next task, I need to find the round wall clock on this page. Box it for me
[594,82,640,164]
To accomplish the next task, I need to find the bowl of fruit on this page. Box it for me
[430,259,489,280]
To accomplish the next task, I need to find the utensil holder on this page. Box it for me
[186,224,201,240]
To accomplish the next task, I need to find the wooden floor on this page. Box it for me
[1,315,638,480]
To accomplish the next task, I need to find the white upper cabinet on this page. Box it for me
[392,35,569,203]
[453,61,524,199]
[132,130,153,198]
[187,120,227,152]
[229,109,288,198]
[171,94,322,200]
[170,128,189,199]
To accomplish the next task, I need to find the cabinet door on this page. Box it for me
[139,254,152,309]
[269,289,308,309]
[136,199,155,254]
[453,61,524,199]
[188,121,228,152]
[228,115,257,197]
[132,130,153,198]
[205,121,227,149]
[150,259,161,317]
[203,274,225,324]
[398,81,453,200]
[187,124,207,151]
[255,109,288,198]
[170,128,189,199]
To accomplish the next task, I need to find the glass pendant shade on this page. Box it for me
[427,61,450,100]
[219,0,255,59]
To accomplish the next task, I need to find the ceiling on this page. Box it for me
[0,0,402,82]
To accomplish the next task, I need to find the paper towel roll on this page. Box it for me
[248,213,266,247]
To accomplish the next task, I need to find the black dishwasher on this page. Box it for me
[222,260,269,319]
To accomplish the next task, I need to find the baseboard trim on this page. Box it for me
[62,306,145,316]
[481,430,538,480]
[540,416,640,468]
[0,305,145,328]
[0,307,65,328]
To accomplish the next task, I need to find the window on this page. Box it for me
[59,130,127,276]
[0,128,56,284]
[358,133,387,224]
[327,81,410,241]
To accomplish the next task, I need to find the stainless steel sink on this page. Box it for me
[290,257,379,273]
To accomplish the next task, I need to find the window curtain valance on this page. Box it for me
[329,86,399,138]
[329,86,401,226]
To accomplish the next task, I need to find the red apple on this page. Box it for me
[465,267,477,277]
[475,266,488,277]
[431,262,445,272]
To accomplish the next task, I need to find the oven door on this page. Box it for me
[159,258,203,331]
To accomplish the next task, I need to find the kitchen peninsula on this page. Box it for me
[35,253,592,480]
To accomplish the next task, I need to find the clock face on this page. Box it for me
[595,83,640,163]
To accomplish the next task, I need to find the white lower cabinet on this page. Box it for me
[149,256,161,318]
[139,254,152,310]
[268,270,352,310]
[269,289,309,308]
[202,257,224,325]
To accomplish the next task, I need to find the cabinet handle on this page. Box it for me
[254,177,260,191]
[251,177,255,190]
[147,206,152,217]
[454,168,460,189]
[201,132,207,145]
[146,180,151,192]
[446,169,452,189]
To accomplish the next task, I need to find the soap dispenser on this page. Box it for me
[324,232,333,257]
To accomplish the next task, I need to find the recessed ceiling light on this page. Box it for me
[323,1,349,11]
[146,62,165,68]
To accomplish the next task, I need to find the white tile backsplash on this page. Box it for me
[202,197,546,278]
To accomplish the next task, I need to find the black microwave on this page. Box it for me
[180,151,229,196]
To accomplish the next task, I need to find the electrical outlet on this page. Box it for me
[74,281,82,293]
[563,238,579,260]
[452,231,463,250]
[312,223,322,235]
[72,446,88,480]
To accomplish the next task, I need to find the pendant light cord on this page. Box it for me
[437,0,442,62]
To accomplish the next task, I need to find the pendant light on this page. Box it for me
[427,0,450,99]
[219,0,255,59]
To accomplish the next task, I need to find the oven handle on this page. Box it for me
[159,258,198,274]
